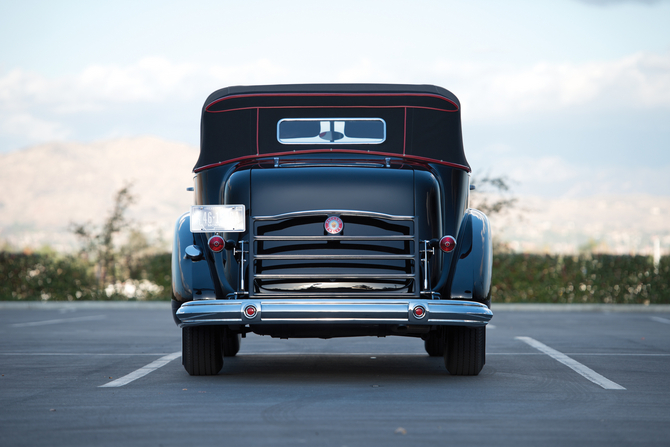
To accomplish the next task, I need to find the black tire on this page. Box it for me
[222,332,241,357]
[424,332,445,357]
[444,326,486,376]
[182,326,223,376]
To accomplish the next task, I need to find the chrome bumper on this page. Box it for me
[176,299,492,328]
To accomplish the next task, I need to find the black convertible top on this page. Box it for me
[196,84,470,172]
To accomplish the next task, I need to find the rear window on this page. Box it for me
[277,118,386,144]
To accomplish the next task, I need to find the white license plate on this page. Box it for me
[190,205,245,233]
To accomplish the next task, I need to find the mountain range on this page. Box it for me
[1,137,668,255]
[1,137,197,250]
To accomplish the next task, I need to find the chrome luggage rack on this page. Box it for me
[244,209,432,298]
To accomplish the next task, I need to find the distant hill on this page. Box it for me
[1,137,668,255]
[0,137,198,250]
[491,195,670,255]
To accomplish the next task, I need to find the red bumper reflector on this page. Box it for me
[244,305,257,318]
[413,305,426,319]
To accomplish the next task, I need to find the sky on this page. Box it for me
[1,0,669,198]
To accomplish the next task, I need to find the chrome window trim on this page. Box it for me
[277,118,386,145]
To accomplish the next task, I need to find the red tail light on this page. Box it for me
[208,235,225,252]
[439,236,457,253]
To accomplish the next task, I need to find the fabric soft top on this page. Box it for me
[196,83,469,172]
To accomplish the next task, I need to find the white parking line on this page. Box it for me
[0,352,176,356]
[651,316,670,325]
[99,351,181,388]
[11,315,106,327]
[515,336,626,390]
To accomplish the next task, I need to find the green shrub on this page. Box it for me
[492,253,670,304]
[0,251,171,301]
[2,250,668,303]
[0,251,99,301]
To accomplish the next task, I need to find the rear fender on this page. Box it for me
[447,209,492,305]
[171,212,217,302]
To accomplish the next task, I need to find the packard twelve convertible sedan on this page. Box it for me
[172,84,493,376]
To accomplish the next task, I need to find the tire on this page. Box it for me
[182,326,223,376]
[424,332,445,357]
[444,326,485,376]
[222,332,241,357]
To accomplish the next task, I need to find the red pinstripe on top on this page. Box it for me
[205,104,458,114]
[205,92,459,113]
[403,107,407,155]
[193,149,471,173]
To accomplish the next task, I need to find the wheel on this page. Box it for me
[424,332,445,357]
[222,332,241,357]
[182,326,223,376]
[444,326,485,376]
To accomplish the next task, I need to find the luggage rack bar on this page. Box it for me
[255,254,415,260]
[255,235,414,242]
[254,273,415,279]
[253,210,414,221]
[242,292,416,298]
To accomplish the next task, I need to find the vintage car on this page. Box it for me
[172,84,493,376]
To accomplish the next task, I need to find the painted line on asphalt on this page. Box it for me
[233,352,670,357]
[1,351,667,358]
[651,316,670,325]
[99,351,181,388]
[11,315,106,327]
[0,352,176,356]
[515,336,626,390]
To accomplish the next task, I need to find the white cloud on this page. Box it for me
[0,52,669,148]
[0,112,70,141]
[76,57,199,104]
[433,52,670,120]
[2,52,669,115]
[206,59,291,86]
[575,0,668,6]
[0,69,50,106]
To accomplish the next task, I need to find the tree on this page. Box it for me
[469,175,517,216]
[70,184,135,287]
[470,175,518,253]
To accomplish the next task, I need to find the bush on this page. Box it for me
[492,253,670,304]
[0,251,171,301]
[2,250,669,303]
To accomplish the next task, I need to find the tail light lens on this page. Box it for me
[208,235,225,252]
[439,236,457,253]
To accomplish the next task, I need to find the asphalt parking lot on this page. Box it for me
[1,302,669,447]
